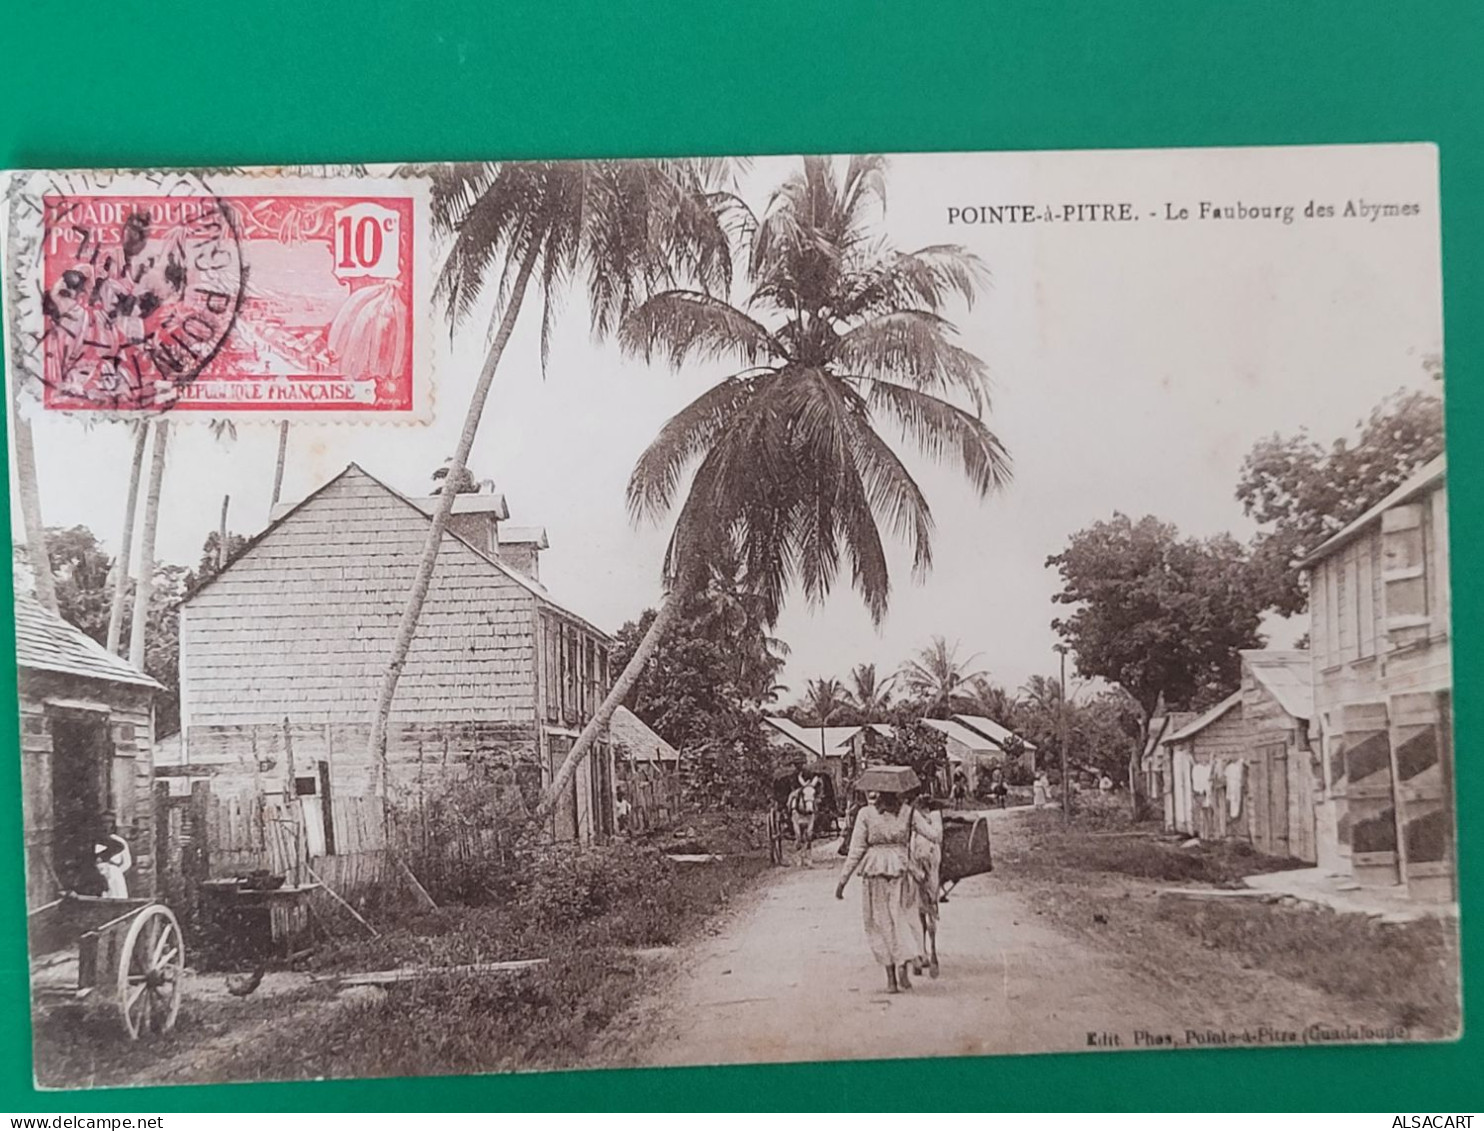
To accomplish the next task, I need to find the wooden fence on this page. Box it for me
[155,780,395,910]
[619,766,681,835]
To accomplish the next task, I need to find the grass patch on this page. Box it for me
[994,807,1462,1039]
[1158,899,1461,1036]
[1004,805,1306,886]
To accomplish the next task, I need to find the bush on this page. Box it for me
[514,843,676,931]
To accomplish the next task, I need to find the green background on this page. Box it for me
[0,0,1478,1111]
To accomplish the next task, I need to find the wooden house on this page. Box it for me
[169,463,618,883]
[761,718,863,791]
[15,594,163,907]
[1239,650,1318,862]
[921,718,1004,790]
[1298,455,1453,900]
[1160,650,1314,860]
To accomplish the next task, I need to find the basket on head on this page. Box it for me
[855,766,921,795]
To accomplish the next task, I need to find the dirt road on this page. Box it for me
[625,815,1186,1068]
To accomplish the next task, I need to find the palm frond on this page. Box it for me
[862,379,1012,498]
[835,309,991,410]
[627,374,757,523]
[618,291,784,369]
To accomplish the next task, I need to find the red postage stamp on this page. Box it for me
[3,170,431,421]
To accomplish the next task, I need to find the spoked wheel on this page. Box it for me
[767,809,785,865]
[117,904,184,1039]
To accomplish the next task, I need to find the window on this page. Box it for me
[543,616,560,723]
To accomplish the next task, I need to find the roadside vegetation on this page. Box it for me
[32,840,771,1087]
[995,802,1461,1039]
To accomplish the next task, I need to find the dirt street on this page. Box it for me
[625,815,1186,1068]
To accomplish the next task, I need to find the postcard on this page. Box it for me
[2,146,1457,1088]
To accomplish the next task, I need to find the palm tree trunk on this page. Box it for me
[12,407,57,614]
[107,424,149,654]
[129,420,169,672]
[534,568,695,830]
[366,243,540,818]
[270,421,289,508]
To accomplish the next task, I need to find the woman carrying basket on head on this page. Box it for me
[835,766,937,993]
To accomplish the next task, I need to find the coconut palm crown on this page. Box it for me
[620,155,1011,627]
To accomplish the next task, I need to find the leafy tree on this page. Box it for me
[22,525,190,734]
[896,636,988,717]
[611,558,790,755]
[874,710,950,796]
[539,155,1011,823]
[1238,387,1444,615]
[1047,513,1265,813]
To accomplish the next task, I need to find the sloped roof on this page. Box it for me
[192,464,610,642]
[921,717,999,752]
[762,717,861,757]
[610,706,679,762]
[1241,649,1314,721]
[1142,711,1199,759]
[954,714,1038,752]
[1163,692,1242,745]
[14,594,162,690]
[1296,455,1445,568]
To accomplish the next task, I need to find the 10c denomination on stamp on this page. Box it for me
[4,170,432,422]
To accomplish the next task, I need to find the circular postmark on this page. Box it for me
[37,177,245,414]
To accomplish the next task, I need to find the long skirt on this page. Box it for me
[860,873,924,967]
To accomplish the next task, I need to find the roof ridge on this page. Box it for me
[183,463,612,641]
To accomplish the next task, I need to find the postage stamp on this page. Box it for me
[2,169,431,421]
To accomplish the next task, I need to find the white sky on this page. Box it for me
[10,145,1443,701]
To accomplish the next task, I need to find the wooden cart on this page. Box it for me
[28,894,186,1040]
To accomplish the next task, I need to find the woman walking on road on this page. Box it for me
[836,766,930,993]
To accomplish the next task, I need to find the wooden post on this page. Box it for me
[217,495,230,570]
[282,718,303,886]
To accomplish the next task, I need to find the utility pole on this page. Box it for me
[1054,644,1070,821]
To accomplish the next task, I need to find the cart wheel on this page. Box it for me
[118,904,184,1040]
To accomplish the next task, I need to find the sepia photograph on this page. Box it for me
[2,145,1458,1090]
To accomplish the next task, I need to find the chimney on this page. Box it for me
[416,467,509,555]
[496,526,548,583]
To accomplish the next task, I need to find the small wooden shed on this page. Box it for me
[14,594,162,908]
[1161,650,1316,862]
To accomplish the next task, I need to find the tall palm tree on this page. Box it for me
[897,635,988,717]
[11,397,57,615]
[365,160,735,802]
[536,155,1012,824]
[105,423,149,654]
[846,662,895,720]
[962,674,1015,722]
[128,420,169,671]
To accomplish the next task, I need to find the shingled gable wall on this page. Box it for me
[177,466,605,811]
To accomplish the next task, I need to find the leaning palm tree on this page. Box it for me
[365,160,735,801]
[847,662,895,720]
[536,155,1012,825]
[897,635,988,717]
